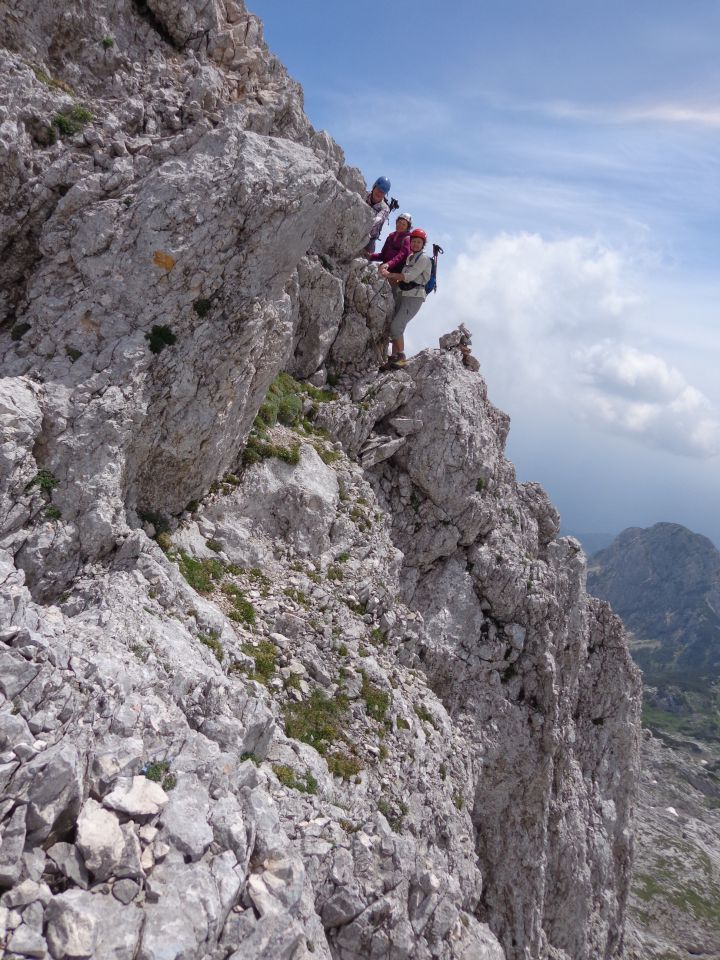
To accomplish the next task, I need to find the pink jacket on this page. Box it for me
[368,230,412,271]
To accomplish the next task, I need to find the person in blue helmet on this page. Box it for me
[363,176,391,254]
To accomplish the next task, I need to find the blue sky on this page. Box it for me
[250,0,720,548]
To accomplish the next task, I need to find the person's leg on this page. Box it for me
[388,298,423,364]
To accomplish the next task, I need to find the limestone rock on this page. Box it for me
[102,776,168,819]
[45,890,98,960]
[75,799,125,882]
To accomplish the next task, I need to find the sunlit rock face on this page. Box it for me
[0,4,640,959]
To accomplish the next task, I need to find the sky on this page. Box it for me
[249,0,720,548]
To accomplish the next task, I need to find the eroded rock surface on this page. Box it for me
[0,3,640,959]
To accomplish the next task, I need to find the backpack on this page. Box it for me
[425,243,444,295]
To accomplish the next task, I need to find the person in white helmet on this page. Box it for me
[367,212,413,279]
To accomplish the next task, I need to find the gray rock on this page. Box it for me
[46,843,89,889]
[0,804,27,887]
[102,776,168,819]
[45,890,98,959]
[112,878,140,905]
[15,742,84,846]
[157,776,213,862]
[7,924,48,958]
[75,799,125,882]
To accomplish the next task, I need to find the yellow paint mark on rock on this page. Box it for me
[153,250,175,272]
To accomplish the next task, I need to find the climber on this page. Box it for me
[367,213,413,279]
[380,228,432,370]
[363,176,392,254]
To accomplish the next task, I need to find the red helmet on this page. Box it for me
[410,228,427,243]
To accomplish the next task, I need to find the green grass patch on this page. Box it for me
[361,672,390,722]
[198,630,224,663]
[222,583,256,627]
[177,551,225,593]
[243,434,300,466]
[272,763,318,794]
[241,640,277,684]
[10,322,31,341]
[284,689,349,755]
[327,752,363,781]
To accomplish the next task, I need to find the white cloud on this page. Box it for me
[418,232,720,459]
[545,99,720,129]
[576,342,720,457]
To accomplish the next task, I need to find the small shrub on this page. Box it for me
[369,628,385,647]
[337,643,349,657]
[241,640,277,684]
[396,716,410,730]
[439,763,447,780]
[378,744,389,761]
[145,324,177,354]
[358,645,369,658]
[240,752,260,766]
[207,539,222,553]
[476,478,486,492]
[453,791,464,810]
[65,346,82,362]
[28,469,59,493]
[337,551,350,563]
[11,323,31,341]
[327,564,343,582]
[44,505,62,520]
[52,105,93,137]
[177,551,224,593]
[199,630,224,663]
[193,298,212,317]
[222,473,241,486]
[144,760,176,791]
[101,36,114,48]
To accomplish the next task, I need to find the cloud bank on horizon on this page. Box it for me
[419,233,720,461]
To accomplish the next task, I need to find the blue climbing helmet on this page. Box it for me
[373,176,391,195]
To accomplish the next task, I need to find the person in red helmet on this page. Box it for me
[380,228,432,369]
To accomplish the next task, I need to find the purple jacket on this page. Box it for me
[368,230,411,271]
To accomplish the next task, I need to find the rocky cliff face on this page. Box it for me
[0,3,641,959]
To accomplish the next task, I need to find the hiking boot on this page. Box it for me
[389,353,406,369]
[379,353,399,372]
